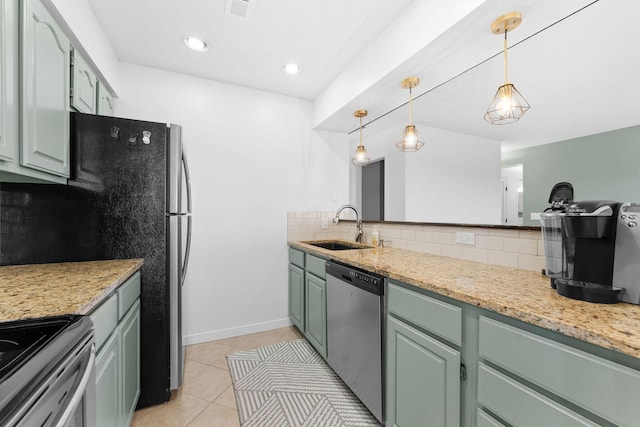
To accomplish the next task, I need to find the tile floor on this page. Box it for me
[130,326,304,427]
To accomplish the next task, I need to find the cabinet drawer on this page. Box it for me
[90,293,117,351]
[306,254,326,279]
[289,247,305,268]
[477,409,506,427]
[478,363,599,427]
[387,282,462,346]
[118,272,141,319]
[479,316,640,427]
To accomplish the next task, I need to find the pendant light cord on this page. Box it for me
[359,116,363,147]
[409,87,413,125]
[503,28,509,83]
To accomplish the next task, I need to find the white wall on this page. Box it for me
[115,63,349,344]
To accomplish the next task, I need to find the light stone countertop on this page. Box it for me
[0,259,144,322]
[289,240,640,359]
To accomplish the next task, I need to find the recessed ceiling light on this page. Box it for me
[283,63,301,75]
[184,36,209,52]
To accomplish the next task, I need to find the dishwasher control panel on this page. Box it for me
[326,260,385,296]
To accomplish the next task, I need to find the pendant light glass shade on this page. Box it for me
[484,83,530,125]
[352,110,371,166]
[484,12,530,125]
[396,124,424,152]
[397,77,424,152]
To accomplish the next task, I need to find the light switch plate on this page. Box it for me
[456,231,475,246]
[530,212,541,221]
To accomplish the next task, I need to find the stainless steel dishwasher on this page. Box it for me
[326,260,385,423]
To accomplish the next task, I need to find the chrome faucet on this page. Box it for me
[333,204,363,243]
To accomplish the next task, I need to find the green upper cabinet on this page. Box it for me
[71,48,97,114]
[20,0,70,178]
[97,80,115,116]
[0,0,18,163]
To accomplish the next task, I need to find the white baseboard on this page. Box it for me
[183,317,294,346]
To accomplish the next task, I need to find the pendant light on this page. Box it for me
[352,110,371,166]
[484,12,530,125]
[396,77,424,152]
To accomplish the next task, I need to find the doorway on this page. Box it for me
[362,159,384,221]
[502,164,524,225]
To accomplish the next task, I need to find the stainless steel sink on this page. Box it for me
[304,240,371,251]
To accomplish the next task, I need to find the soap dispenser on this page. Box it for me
[371,226,380,247]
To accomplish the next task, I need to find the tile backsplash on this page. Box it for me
[287,211,545,272]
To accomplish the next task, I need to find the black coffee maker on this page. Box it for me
[554,200,622,303]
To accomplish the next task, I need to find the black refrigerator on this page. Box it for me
[0,112,192,408]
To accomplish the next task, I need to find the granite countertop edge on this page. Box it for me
[0,259,144,322]
[288,240,640,359]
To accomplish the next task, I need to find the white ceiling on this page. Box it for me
[86,0,413,100]
[86,0,640,152]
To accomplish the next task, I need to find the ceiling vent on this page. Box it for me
[225,0,254,21]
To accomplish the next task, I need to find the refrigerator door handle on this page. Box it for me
[182,215,192,286]
[182,150,192,214]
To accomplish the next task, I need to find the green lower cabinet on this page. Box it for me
[95,330,120,427]
[386,315,461,427]
[304,272,327,358]
[120,300,141,427]
[91,272,141,427]
[478,363,599,427]
[288,263,305,331]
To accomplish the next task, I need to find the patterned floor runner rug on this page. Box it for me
[227,339,381,427]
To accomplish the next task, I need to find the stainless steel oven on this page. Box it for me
[0,315,95,426]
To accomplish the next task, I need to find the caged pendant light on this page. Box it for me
[396,77,425,152]
[484,12,530,125]
[352,110,371,167]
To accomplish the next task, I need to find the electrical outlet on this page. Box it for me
[455,231,475,246]
[321,218,329,229]
[530,212,541,221]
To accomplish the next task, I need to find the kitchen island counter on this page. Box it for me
[0,259,144,321]
[289,240,640,359]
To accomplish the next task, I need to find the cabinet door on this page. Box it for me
[386,316,461,427]
[70,49,97,113]
[95,330,120,427]
[97,81,115,116]
[304,273,327,357]
[120,300,140,427]
[0,0,17,162]
[288,263,305,331]
[21,0,70,177]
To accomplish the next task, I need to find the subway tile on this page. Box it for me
[519,229,542,240]
[462,247,488,263]
[441,245,463,259]
[392,239,408,249]
[401,229,416,241]
[503,238,519,253]
[423,242,441,256]
[415,231,433,242]
[487,251,519,268]
[432,232,454,245]
[518,254,546,272]
[475,235,504,251]
[517,239,538,255]
[406,240,424,252]
[538,240,545,256]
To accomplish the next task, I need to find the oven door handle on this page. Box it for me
[56,343,96,427]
